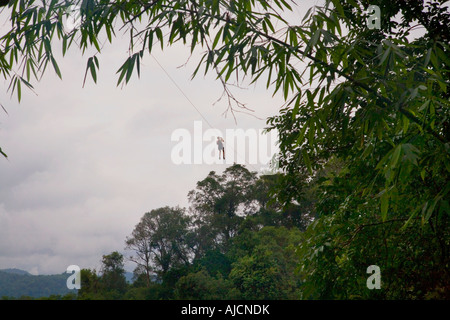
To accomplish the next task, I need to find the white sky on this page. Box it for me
[0,2,324,275]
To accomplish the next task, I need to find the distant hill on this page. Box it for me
[0,269,76,299]
[125,271,135,283]
[1,268,31,276]
[0,269,135,299]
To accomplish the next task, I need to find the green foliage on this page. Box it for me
[174,269,237,300]
[264,0,450,300]
[118,164,309,300]
[1,0,449,300]
[228,226,303,300]
[78,252,128,300]
[100,251,128,299]
[123,284,164,300]
[296,202,449,299]
[188,164,258,253]
[77,268,104,300]
[193,249,232,278]
[125,206,192,282]
[0,269,75,299]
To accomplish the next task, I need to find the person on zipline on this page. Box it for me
[217,137,225,160]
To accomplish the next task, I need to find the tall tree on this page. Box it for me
[125,206,192,281]
[77,268,103,300]
[125,218,154,288]
[100,251,128,299]
[188,164,258,253]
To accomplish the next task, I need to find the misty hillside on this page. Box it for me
[1,268,31,276]
[0,268,135,299]
[0,269,76,299]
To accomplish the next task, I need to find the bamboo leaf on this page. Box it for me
[390,145,402,169]
[302,149,313,174]
[50,55,62,79]
[380,191,389,221]
[0,147,7,158]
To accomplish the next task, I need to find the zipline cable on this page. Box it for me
[150,53,269,173]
